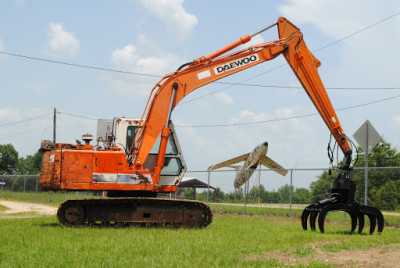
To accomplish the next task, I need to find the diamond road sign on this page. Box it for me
[353,120,381,152]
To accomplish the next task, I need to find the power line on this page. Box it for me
[313,11,400,52]
[58,111,98,121]
[0,126,53,137]
[213,82,400,91]
[0,113,52,128]
[0,51,161,78]
[175,93,400,128]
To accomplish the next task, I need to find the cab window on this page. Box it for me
[126,126,138,153]
[127,126,178,155]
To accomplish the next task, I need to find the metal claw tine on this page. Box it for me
[367,214,376,234]
[301,209,311,231]
[355,211,364,234]
[317,204,340,233]
[376,212,384,233]
[310,211,319,231]
[317,210,327,234]
[348,210,358,234]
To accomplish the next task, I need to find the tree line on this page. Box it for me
[183,184,311,204]
[0,144,42,174]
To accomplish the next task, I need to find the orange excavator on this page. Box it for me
[40,17,383,233]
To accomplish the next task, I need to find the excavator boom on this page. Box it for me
[132,17,351,180]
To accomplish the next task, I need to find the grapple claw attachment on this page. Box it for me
[301,176,384,235]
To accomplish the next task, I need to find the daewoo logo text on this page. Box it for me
[214,54,259,75]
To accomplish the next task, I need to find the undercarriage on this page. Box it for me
[57,197,212,228]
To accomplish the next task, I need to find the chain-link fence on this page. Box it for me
[0,174,99,203]
[1,167,399,214]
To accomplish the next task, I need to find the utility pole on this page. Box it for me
[53,108,57,144]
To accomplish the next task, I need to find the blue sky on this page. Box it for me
[1,0,400,191]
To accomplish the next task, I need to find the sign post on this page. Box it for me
[353,120,381,205]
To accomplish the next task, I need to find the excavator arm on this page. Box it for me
[131,17,352,180]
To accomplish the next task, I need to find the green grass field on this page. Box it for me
[0,191,99,205]
[1,209,400,267]
[0,204,8,212]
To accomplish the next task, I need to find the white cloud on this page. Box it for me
[278,0,400,38]
[43,23,80,59]
[229,106,307,138]
[13,0,25,6]
[278,0,400,93]
[174,118,215,149]
[111,45,138,68]
[394,115,400,123]
[106,1,197,98]
[133,0,198,39]
[229,110,269,124]
[172,118,229,169]
[214,92,235,106]
[107,43,186,97]
[241,34,265,49]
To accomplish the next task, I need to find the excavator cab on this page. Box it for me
[97,118,187,187]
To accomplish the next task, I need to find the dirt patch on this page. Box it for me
[0,200,57,219]
[245,242,400,267]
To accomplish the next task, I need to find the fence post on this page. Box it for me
[207,171,210,204]
[24,172,29,199]
[289,169,293,218]
[244,169,247,215]
[35,175,39,202]
[1,175,4,198]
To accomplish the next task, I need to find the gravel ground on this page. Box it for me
[0,200,57,218]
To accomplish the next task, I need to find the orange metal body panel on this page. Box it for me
[40,149,164,191]
[61,150,93,183]
[40,150,62,190]
[92,150,128,173]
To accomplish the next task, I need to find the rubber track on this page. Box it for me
[57,197,213,228]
